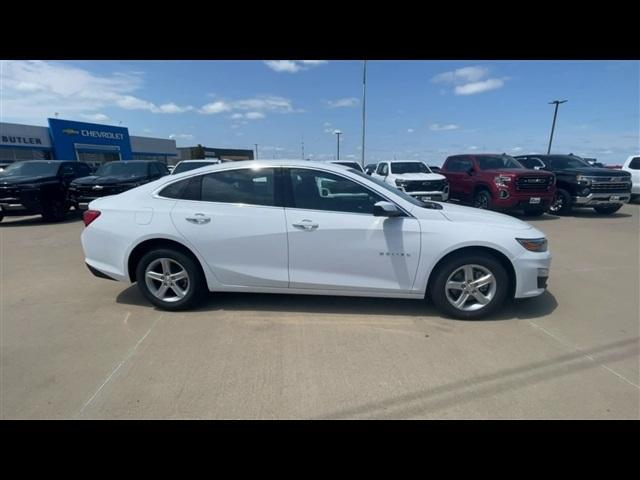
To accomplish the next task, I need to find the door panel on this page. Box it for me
[285,210,421,292]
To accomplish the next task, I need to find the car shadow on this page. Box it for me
[116,285,558,322]
[0,211,82,227]
[562,210,633,219]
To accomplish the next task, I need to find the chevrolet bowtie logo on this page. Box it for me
[62,128,80,135]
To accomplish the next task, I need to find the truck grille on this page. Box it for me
[515,176,552,191]
[590,181,631,192]
[0,186,20,200]
[402,180,446,192]
[73,185,124,198]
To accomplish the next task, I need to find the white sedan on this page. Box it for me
[80,160,551,319]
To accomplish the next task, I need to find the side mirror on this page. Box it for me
[373,201,403,217]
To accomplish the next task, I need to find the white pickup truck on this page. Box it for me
[372,160,449,202]
[622,155,640,202]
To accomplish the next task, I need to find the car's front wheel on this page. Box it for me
[548,189,572,215]
[136,248,207,311]
[428,253,509,320]
[473,190,492,210]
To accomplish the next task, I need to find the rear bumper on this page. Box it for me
[86,262,118,281]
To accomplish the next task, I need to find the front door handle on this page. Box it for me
[292,219,319,231]
[186,213,211,225]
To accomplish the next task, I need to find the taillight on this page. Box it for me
[83,209,101,226]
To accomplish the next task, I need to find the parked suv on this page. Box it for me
[69,160,170,210]
[440,154,556,216]
[515,154,632,215]
[621,155,640,203]
[0,160,91,222]
[372,161,449,201]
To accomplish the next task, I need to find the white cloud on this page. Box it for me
[468,145,478,150]
[455,78,505,95]
[433,66,489,84]
[432,65,506,96]
[511,146,523,152]
[264,60,328,73]
[327,97,358,108]
[0,60,192,123]
[407,128,415,133]
[169,133,195,140]
[80,113,110,123]
[201,96,295,118]
[429,123,459,131]
[245,111,265,119]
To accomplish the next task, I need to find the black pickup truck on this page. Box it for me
[515,154,632,215]
[0,160,92,222]
[69,160,170,210]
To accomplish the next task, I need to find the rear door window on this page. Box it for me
[201,168,276,206]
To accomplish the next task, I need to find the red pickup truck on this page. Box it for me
[440,154,556,216]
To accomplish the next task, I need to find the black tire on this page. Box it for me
[41,199,68,222]
[428,252,510,320]
[548,188,572,216]
[473,189,492,210]
[593,204,622,215]
[135,248,207,311]
[522,208,545,217]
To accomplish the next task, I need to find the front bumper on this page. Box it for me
[492,191,555,210]
[573,192,630,206]
[406,190,449,202]
[513,250,552,299]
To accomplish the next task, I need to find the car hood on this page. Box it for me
[436,202,533,230]
[554,167,631,177]
[0,175,58,185]
[394,173,446,181]
[72,174,147,185]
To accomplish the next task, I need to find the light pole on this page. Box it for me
[334,130,342,160]
[361,60,367,168]
[254,143,259,160]
[547,100,567,154]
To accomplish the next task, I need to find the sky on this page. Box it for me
[1,60,638,165]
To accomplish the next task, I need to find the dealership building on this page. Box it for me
[0,118,179,169]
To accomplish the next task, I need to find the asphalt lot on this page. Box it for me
[1,204,638,419]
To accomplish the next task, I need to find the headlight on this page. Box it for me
[576,175,591,184]
[516,237,548,252]
[494,175,512,187]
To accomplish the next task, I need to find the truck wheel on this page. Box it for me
[136,248,207,311]
[548,189,572,215]
[593,205,622,215]
[428,252,509,320]
[522,208,545,217]
[473,190,492,210]
[41,200,66,222]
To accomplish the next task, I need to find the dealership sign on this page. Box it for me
[1,135,44,145]
[48,118,133,160]
[62,127,125,140]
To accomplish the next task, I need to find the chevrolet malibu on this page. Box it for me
[81,160,551,320]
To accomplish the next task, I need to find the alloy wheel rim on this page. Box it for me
[550,193,563,213]
[475,194,488,209]
[445,264,497,312]
[144,258,190,302]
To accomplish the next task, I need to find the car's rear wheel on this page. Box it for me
[473,189,492,210]
[136,248,207,311]
[429,253,509,320]
[593,204,622,215]
[548,188,572,215]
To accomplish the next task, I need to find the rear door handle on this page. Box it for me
[186,213,211,225]
[292,219,319,231]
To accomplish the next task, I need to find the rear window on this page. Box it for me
[158,176,202,200]
[476,155,523,170]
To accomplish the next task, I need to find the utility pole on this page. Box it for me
[254,143,259,160]
[361,60,367,168]
[334,130,342,160]
[301,137,305,160]
[547,100,567,154]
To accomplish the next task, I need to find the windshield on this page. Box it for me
[476,155,524,170]
[0,161,60,177]
[173,162,218,175]
[96,162,149,177]
[390,162,431,174]
[545,155,591,169]
[348,169,442,209]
